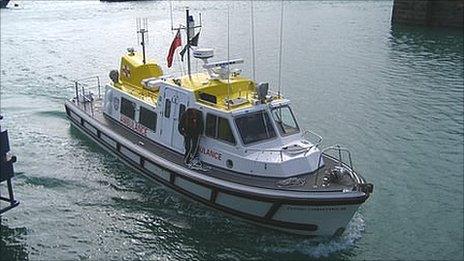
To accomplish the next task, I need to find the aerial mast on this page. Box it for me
[137,18,149,64]
[172,7,202,77]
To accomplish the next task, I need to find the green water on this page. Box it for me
[1,1,463,260]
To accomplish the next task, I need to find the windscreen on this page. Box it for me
[271,106,299,136]
[235,111,276,145]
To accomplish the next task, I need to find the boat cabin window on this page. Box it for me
[179,104,186,120]
[271,106,300,136]
[199,92,217,104]
[205,114,236,145]
[120,97,136,120]
[164,99,171,118]
[139,106,157,132]
[235,111,276,145]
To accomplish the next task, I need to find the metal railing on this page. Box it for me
[73,76,101,117]
[314,144,362,187]
[74,76,101,100]
[317,145,353,170]
[303,130,323,153]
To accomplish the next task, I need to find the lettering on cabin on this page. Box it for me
[199,145,222,161]
[120,114,148,136]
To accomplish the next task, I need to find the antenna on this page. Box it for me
[227,3,231,110]
[169,0,174,30]
[250,1,256,82]
[136,18,149,64]
[0,79,2,115]
[277,0,285,98]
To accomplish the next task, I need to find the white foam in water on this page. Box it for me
[261,212,366,258]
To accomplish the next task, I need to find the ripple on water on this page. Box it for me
[259,212,365,259]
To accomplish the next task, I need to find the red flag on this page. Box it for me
[167,30,182,68]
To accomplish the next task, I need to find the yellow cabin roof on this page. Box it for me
[114,51,260,112]
[114,51,163,105]
[176,73,255,111]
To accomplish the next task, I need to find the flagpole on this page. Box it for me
[186,7,192,78]
[176,27,185,77]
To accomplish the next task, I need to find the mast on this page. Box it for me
[137,18,149,65]
[171,7,202,77]
[277,0,284,97]
[227,3,231,110]
[186,8,191,76]
[141,30,147,64]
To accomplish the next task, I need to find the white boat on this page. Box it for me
[64,10,373,237]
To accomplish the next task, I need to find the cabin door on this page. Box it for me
[160,88,188,153]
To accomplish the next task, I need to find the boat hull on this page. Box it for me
[65,100,368,236]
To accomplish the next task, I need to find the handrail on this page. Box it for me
[72,76,101,117]
[314,144,356,187]
[303,130,323,152]
[74,76,101,100]
[317,145,353,170]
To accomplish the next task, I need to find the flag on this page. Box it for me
[180,45,188,62]
[167,30,182,68]
[190,30,200,47]
[180,30,201,62]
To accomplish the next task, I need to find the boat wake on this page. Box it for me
[260,212,366,258]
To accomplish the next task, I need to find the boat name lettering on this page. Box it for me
[120,115,148,136]
[199,145,222,161]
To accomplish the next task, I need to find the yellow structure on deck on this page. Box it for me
[179,73,255,110]
[113,51,163,104]
[113,51,258,111]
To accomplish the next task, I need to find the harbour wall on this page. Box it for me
[392,0,463,27]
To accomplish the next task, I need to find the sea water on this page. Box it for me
[1,1,463,260]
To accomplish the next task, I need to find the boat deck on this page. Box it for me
[74,99,358,193]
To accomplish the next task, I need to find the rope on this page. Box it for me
[277,0,285,97]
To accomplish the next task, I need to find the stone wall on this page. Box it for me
[392,0,463,27]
